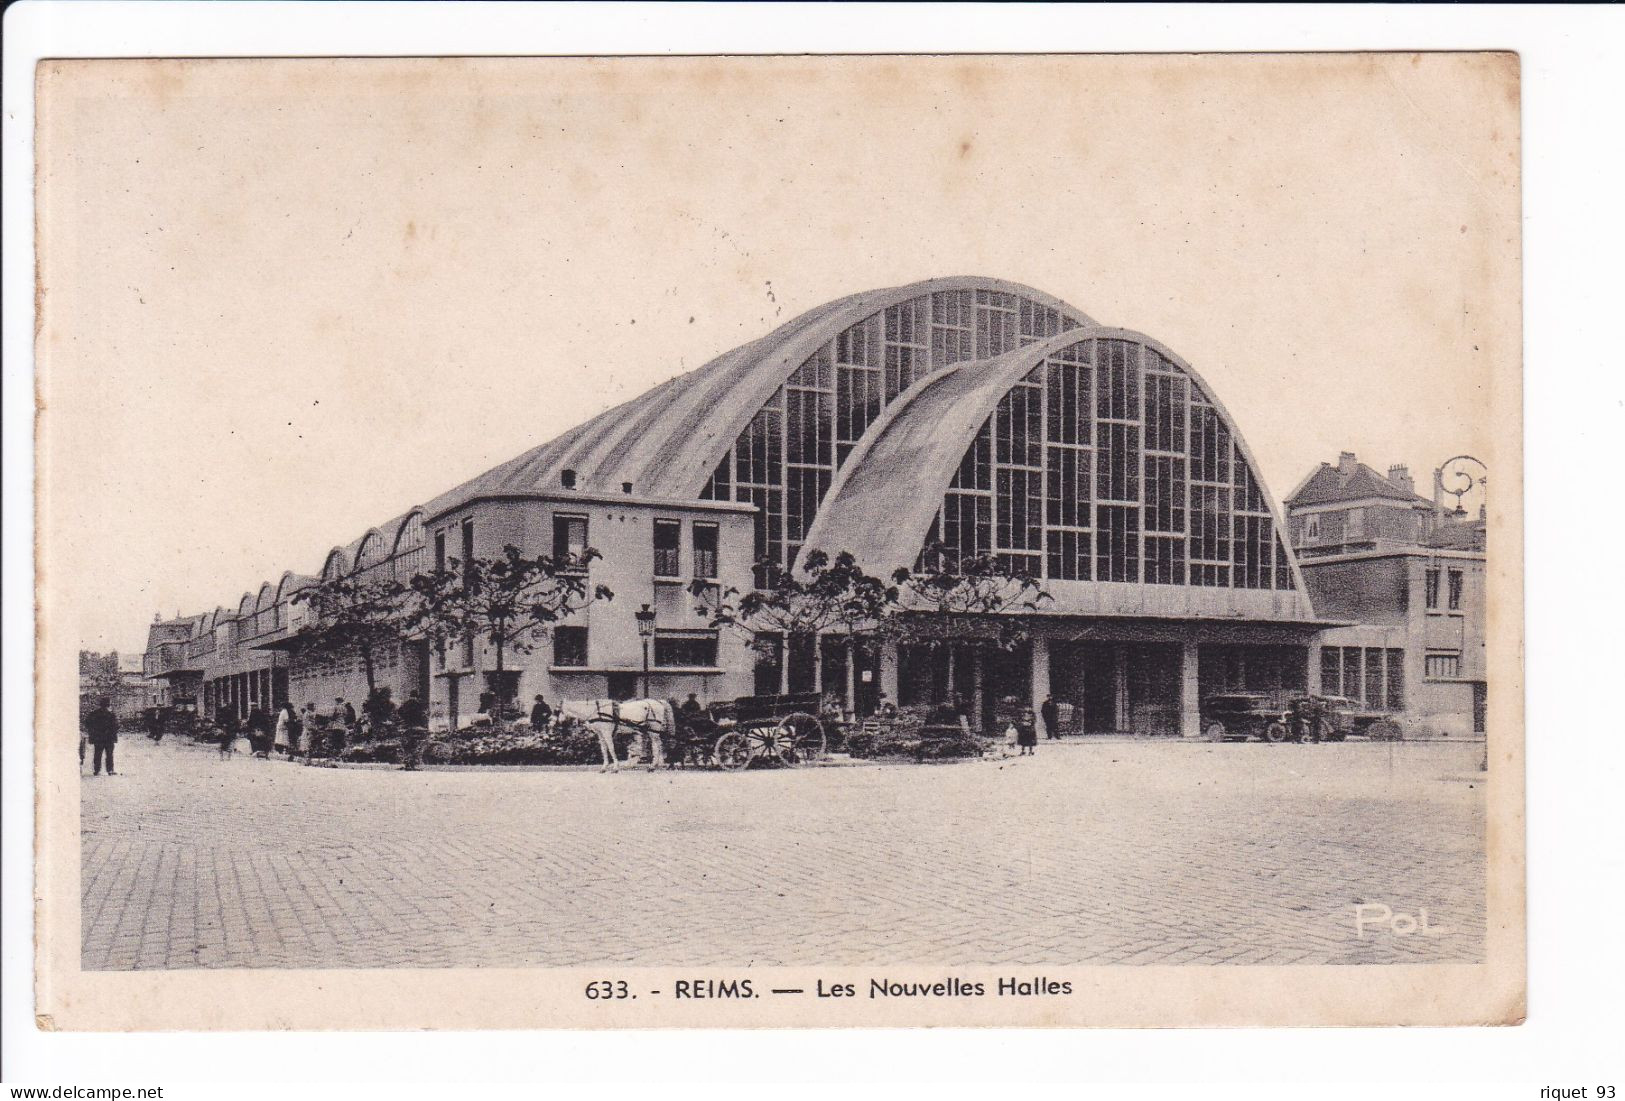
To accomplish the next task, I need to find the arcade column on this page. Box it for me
[879,639,900,706]
[1180,639,1201,739]
[1030,636,1051,721]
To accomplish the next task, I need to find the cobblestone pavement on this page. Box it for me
[80,736,1485,970]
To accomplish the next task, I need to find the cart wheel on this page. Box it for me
[714,731,752,771]
[779,713,826,765]
[1264,721,1289,743]
[1204,722,1227,743]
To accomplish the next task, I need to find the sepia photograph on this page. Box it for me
[30,50,1523,1031]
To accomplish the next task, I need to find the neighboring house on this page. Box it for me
[1285,452,1487,737]
[79,650,161,723]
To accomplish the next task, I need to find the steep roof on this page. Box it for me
[1286,461,1431,507]
[144,615,201,649]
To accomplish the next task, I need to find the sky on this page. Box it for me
[35,55,1518,655]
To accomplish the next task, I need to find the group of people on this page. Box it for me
[207,689,430,766]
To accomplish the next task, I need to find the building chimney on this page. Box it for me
[1338,451,1358,476]
[1387,464,1414,494]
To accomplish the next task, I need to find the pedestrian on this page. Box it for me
[216,706,238,758]
[274,702,295,758]
[530,694,554,729]
[398,689,429,771]
[247,706,272,758]
[339,698,357,729]
[83,697,120,776]
[1041,694,1060,740]
[300,702,321,763]
[1015,707,1039,756]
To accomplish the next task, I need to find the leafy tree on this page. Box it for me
[886,544,1053,714]
[288,573,412,696]
[407,544,612,712]
[690,549,896,706]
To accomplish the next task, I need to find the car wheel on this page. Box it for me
[1264,721,1289,743]
[1204,722,1227,743]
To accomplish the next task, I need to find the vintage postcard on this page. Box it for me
[34,53,1523,1029]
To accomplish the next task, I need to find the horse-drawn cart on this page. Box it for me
[669,693,828,770]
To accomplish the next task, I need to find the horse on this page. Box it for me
[555,698,676,772]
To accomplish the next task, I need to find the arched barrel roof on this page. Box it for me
[801,326,1314,616]
[418,276,1096,515]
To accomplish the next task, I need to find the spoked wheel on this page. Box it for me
[714,731,753,771]
[1263,721,1290,744]
[778,712,826,765]
[1204,722,1228,743]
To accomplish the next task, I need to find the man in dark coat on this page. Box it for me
[678,693,703,717]
[83,698,119,776]
[1041,695,1060,740]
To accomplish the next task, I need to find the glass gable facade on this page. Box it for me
[921,337,1296,590]
[701,288,1082,579]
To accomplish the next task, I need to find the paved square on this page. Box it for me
[80,736,1485,970]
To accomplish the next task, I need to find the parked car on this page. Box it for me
[1200,693,1289,742]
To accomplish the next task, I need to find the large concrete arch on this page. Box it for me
[418,276,1097,517]
[800,326,1310,596]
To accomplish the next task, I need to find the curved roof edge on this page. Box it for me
[801,327,1311,597]
[651,275,1099,498]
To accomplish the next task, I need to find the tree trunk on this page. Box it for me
[845,636,857,719]
[361,646,377,695]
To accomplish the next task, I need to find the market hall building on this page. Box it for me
[146,276,1326,736]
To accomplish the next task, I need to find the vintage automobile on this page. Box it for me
[1199,693,1289,742]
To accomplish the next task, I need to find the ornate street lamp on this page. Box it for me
[635,604,657,699]
[1434,454,1487,520]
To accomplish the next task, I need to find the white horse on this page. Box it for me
[555,698,675,772]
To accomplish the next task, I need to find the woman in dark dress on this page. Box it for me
[1016,708,1039,756]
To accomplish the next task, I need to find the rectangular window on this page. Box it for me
[1448,569,1464,611]
[1144,535,1185,585]
[1096,504,1140,583]
[1341,647,1363,706]
[1096,422,1141,502]
[554,514,588,567]
[1321,647,1341,697]
[1424,568,1441,609]
[1385,649,1405,711]
[434,531,446,571]
[753,632,784,696]
[1045,528,1091,581]
[553,626,588,668]
[1425,653,1460,679]
[654,634,719,668]
[692,523,719,579]
[1364,647,1385,712]
[653,519,681,578]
